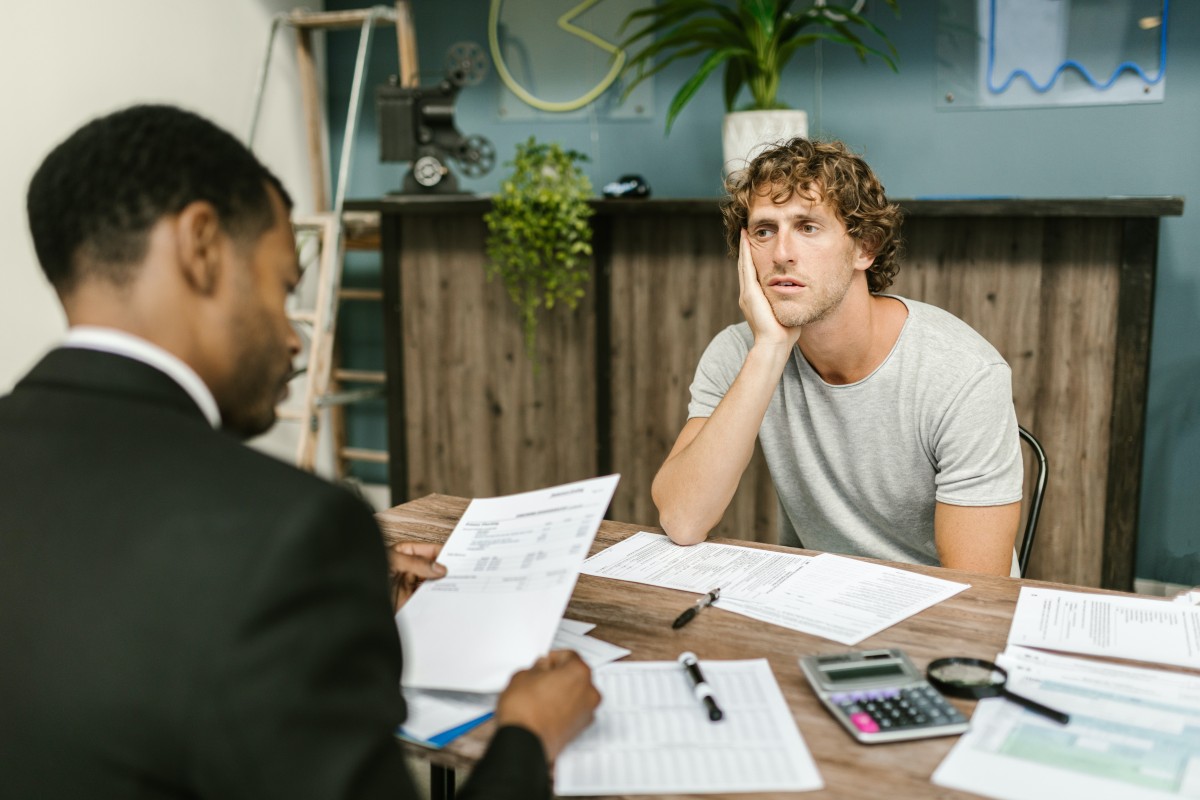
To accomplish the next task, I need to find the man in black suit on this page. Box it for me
[0,105,598,799]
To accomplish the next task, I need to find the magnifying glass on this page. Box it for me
[926,658,1071,725]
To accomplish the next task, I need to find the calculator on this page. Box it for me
[799,648,969,744]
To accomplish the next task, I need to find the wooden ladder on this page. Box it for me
[248,3,418,477]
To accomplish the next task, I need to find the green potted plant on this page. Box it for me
[619,0,899,170]
[484,137,594,364]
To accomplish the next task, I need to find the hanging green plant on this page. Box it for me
[484,137,594,363]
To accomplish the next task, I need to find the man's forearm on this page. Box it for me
[653,343,792,544]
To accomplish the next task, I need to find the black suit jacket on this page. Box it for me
[0,348,549,799]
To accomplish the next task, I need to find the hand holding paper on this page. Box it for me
[396,475,620,691]
[388,541,446,611]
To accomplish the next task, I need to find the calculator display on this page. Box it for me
[824,662,906,682]
[799,648,969,745]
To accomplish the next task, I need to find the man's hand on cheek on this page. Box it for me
[738,229,801,349]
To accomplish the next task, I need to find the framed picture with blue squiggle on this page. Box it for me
[936,0,1167,109]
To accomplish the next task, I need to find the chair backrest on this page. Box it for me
[1017,426,1048,577]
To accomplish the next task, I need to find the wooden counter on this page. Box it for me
[346,195,1183,590]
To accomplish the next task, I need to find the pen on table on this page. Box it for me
[679,651,724,722]
[672,587,720,629]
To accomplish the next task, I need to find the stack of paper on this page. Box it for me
[399,617,631,747]
[935,587,1200,799]
[398,688,497,748]
[933,646,1200,800]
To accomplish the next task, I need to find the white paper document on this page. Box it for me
[399,689,496,747]
[557,618,596,636]
[555,659,823,795]
[996,645,1200,708]
[933,646,1200,800]
[582,533,969,645]
[552,628,631,669]
[719,553,970,645]
[396,475,619,692]
[581,531,812,598]
[399,618,626,746]
[1007,587,1200,669]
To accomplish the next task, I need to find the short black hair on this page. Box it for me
[27,104,293,292]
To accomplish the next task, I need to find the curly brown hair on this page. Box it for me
[720,138,903,293]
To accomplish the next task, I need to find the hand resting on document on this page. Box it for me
[388,541,447,611]
[387,543,601,759]
[495,650,601,762]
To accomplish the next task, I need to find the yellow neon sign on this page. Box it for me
[488,0,626,113]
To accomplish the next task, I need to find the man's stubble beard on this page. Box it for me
[765,255,857,329]
[220,307,292,440]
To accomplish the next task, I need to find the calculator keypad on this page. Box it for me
[830,686,967,733]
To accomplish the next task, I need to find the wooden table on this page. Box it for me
[376,494,1133,799]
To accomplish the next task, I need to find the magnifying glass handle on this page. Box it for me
[1001,687,1071,725]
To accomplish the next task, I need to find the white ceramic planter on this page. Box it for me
[721,109,809,175]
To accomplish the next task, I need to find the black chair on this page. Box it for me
[1017,426,1047,577]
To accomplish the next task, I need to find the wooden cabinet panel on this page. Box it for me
[392,214,598,500]
[606,213,776,542]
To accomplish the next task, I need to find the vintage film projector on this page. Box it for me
[377,41,496,194]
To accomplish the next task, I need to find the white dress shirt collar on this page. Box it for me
[62,326,221,429]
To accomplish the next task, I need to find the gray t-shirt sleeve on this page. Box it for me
[932,363,1024,507]
[687,325,751,420]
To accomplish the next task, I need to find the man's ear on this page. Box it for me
[854,236,878,271]
[857,250,877,271]
[175,201,224,296]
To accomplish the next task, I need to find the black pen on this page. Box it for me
[679,651,724,721]
[671,587,720,629]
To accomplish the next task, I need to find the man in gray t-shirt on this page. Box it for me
[653,138,1023,575]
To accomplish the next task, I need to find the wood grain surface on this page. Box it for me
[606,212,777,542]
[395,215,598,500]
[376,494,1158,799]
[893,216,1122,587]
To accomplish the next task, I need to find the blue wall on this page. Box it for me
[326,0,1199,584]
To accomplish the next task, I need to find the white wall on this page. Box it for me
[0,0,318,392]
